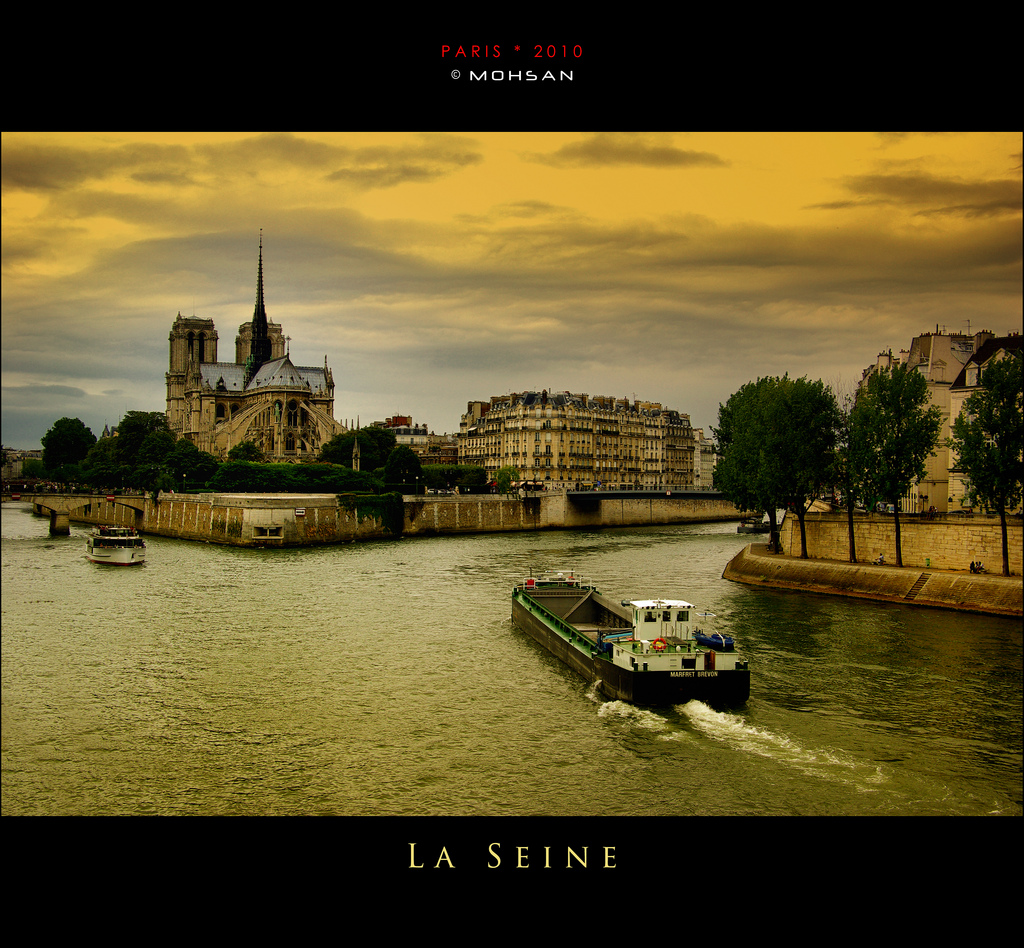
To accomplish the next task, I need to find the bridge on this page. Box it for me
[561,488,726,511]
[564,488,722,500]
[7,492,147,535]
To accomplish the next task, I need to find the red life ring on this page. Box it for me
[651,638,668,652]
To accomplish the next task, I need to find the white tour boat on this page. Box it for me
[85,525,147,566]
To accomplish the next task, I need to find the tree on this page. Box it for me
[166,438,221,490]
[228,440,265,463]
[319,427,397,471]
[136,429,176,469]
[715,377,783,549]
[496,465,520,496]
[948,351,1023,576]
[383,445,423,491]
[832,386,874,563]
[83,436,128,488]
[853,363,943,567]
[115,411,171,469]
[714,375,839,557]
[22,457,47,479]
[773,377,841,558]
[41,417,96,472]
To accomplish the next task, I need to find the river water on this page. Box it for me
[2,502,1020,825]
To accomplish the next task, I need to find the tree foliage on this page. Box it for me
[714,375,839,556]
[319,427,397,471]
[383,445,423,491]
[227,440,265,462]
[22,458,47,479]
[852,363,943,566]
[831,388,874,562]
[166,439,221,490]
[83,436,126,486]
[114,411,171,467]
[208,461,380,494]
[496,465,520,496]
[136,429,177,469]
[948,351,1023,575]
[420,464,488,491]
[41,417,96,473]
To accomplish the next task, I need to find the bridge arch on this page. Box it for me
[16,493,146,535]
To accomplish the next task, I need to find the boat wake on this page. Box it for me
[680,700,888,792]
[596,698,673,733]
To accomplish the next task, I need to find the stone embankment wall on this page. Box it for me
[69,490,741,546]
[780,512,1022,574]
[404,492,739,535]
[73,494,388,545]
[724,543,1022,617]
[403,497,543,535]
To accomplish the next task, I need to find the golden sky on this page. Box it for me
[2,131,1021,448]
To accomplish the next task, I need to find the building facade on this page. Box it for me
[458,390,695,489]
[860,327,1001,513]
[692,428,718,490]
[166,239,344,460]
[377,416,458,466]
[947,334,1023,512]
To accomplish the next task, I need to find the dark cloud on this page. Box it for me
[821,170,1023,219]
[3,132,484,203]
[1,138,193,192]
[2,384,89,403]
[533,133,727,169]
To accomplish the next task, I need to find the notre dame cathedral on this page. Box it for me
[166,236,345,460]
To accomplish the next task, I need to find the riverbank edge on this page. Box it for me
[22,491,742,546]
[723,543,1023,617]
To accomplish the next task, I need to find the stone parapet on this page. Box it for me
[781,512,1021,574]
[724,542,1022,616]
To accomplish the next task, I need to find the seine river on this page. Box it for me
[3,501,1021,830]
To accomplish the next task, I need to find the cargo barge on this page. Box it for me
[511,572,750,707]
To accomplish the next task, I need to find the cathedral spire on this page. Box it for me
[255,230,266,318]
[246,230,272,384]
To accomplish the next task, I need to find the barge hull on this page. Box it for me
[512,596,749,707]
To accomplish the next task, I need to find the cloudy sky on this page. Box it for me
[2,131,1021,450]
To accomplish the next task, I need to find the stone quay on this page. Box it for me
[30,489,743,546]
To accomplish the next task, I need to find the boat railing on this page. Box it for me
[517,573,592,593]
[515,590,602,654]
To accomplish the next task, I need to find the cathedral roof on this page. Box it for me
[248,355,315,389]
[199,356,331,395]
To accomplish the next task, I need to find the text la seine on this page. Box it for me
[408,842,616,869]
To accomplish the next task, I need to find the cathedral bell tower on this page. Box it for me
[166,313,218,436]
